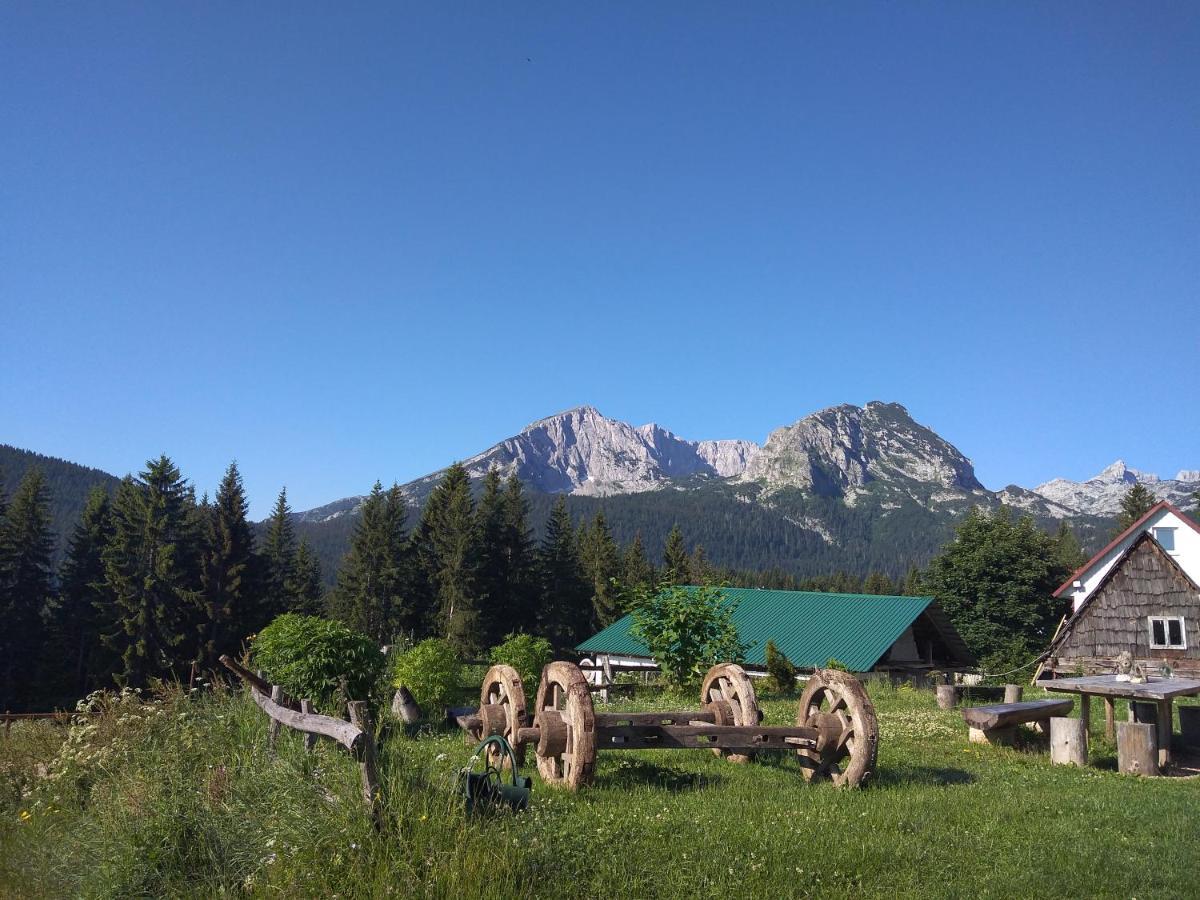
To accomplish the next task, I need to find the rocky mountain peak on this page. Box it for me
[740,401,984,503]
[1033,461,1197,517]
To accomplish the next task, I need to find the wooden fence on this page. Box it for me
[218,655,382,826]
[1,711,97,736]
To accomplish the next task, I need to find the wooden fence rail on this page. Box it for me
[218,655,382,826]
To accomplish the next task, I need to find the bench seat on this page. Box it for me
[962,699,1074,745]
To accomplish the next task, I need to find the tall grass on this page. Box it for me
[2,679,1198,898]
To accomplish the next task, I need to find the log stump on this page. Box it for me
[1179,706,1200,748]
[391,686,422,725]
[936,685,958,710]
[1117,721,1159,776]
[1003,684,1022,704]
[1049,717,1087,766]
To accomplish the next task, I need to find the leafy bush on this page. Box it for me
[390,639,461,715]
[764,639,796,693]
[489,632,553,696]
[251,614,383,711]
[824,658,850,672]
[629,583,747,686]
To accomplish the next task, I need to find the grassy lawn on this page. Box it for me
[2,679,1197,899]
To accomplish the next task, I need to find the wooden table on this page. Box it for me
[1039,675,1200,768]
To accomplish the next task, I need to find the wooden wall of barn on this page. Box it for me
[1048,536,1200,677]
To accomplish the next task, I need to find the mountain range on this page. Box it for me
[5,402,1196,579]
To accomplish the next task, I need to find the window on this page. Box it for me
[1148,616,1186,650]
[1153,527,1177,552]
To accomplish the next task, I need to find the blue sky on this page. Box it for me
[3,3,1197,517]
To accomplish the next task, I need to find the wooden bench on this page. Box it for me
[962,699,1074,745]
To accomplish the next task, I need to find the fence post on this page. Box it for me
[347,701,382,828]
[268,686,284,755]
[300,700,317,753]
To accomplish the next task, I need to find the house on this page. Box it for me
[1055,501,1200,614]
[576,587,976,676]
[1044,529,1200,677]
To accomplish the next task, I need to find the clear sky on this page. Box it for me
[3,3,1197,517]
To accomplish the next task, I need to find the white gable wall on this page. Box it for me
[1069,508,1200,612]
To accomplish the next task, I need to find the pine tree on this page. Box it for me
[52,486,116,697]
[1116,483,1157,533]
[622,532,656,593]
[102,458,202,688]
[0,469,55,709]
[426,464,481,654]
[292,538,324,616]
[688,544,714,585]
[579,510,622,629]
[329,482,410,643]
[475,468,508,648]
[1052,521,1086,573]
[500,474,538,633]
[261,487,297,619]
[901,565,923,596]
[662,524,690,585]
[862,572,895,595]
[537,496,590,649]
[197,462,257,669]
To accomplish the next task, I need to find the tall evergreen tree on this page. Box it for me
[1116,483,1157,533]
[425,464,481,654]
[292,538,324,616]
[688,544,715,585]
[474,468,538,648]
[862,572,895,595]
[52,486,116,697]
[1052,521,1086,574]
[102,457,202,688]
[622,532,656,593]
[0,469,55,710]
[261,487,298,619]
[537,496,590,649]
[579,510,622,629]
[329,482,410,643]
[500,474,538,633]
[662,524,690,585]
[197,462,257,669]
[901,564,923,596]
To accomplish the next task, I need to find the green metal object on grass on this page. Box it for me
[456,735,532,813]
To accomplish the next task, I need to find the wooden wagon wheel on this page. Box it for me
[533,661,597,790]
[796,669,879,787]
[479,664,528,768]
[700,663,761,764]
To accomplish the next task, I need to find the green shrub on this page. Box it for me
[390,639,461,715]
[629,583,747,687]
[824,658,850,672]
[251,614,383,712]
[764,639,797,693]
[489,632,554,696]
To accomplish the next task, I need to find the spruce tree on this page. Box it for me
[537,496,590,649]
[0,469,55,710]
[1116,483,1157,533]
[501,474,538,633]
[1052,521,1086,573]
[262,487,298,619]
[102,458,202,688]
[622,532,656,593]
[330,482,410,643]
[662,524,690,585]
[862,572,895,595]
[53,486,116,697]
[426,464,481,654]
[197,462,257,669]
[901,565,923,596]
[292,538,324,616]
[579,510,622,629]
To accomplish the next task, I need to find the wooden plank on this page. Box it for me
[593,711,714,727]
[960,699,1073,731]
[244,683,365,753]
[1156,699,1172,769]
[1039,674,1200,701]
[594,722,821,752]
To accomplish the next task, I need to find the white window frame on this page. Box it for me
[1148,616,1187,650]
[1152,527,1177,553]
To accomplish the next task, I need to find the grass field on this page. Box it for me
[2,677,1197,899]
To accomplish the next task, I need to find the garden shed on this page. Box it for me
[576,587,975,676]
[1043,531,1200,678]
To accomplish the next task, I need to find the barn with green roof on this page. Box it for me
[576,587,975,675]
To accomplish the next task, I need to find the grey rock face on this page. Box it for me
[1033,460,1200,517]
[740,401,984,503]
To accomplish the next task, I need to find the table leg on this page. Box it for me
[1157,699,1172,769]
[1103,697,1115,740]
[1078,693,1090,736]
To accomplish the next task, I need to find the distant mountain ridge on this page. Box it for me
[1033,460,1200,517]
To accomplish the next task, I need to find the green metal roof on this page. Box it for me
[576,587,935,672]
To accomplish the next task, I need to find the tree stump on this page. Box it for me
[1117,721,1158,776]
[391,686,422,725]
[1003,684,1022,704]
[1129,701,1157,725]
[1179,706,1200,748]
[1049,717,1087,766]
[936,685,958,710]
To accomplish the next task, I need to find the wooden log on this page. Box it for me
[594,722,821,752]
[347,702,383,826]
[968,725,1015,746]
[391,686,421,724]
[593,711,715,727]
[1179,706,1200,748]
[221,656,302,711]
[936,685,958,709]
[1103,697,1115,740]
[960,699,1073,731]
[1116,721,1159,776]
[1156,699,1172,770]
[1003,684,1022,704]
[244,685,366,753]
[1049,717,1087,766]
[300,701,317,753]
[268,686,284,755]
[1078,693,1090,736]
